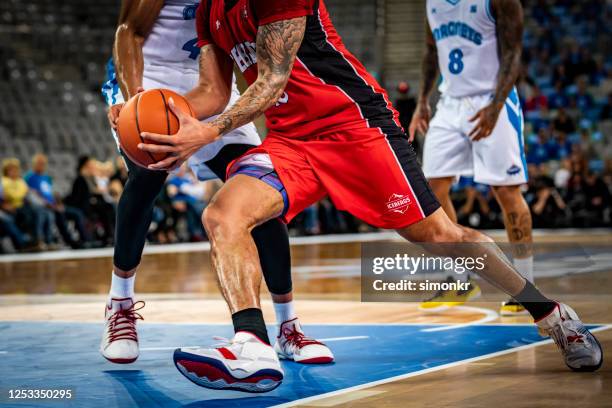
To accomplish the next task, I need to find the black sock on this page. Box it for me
[231,308,270,345]
[514,280,557,320]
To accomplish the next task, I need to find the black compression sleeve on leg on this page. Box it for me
[252,218,292,296]
[113,155,168,271]
[232,308,270,344]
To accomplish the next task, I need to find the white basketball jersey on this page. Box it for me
[426,0,499,98]
[142,0,200,73]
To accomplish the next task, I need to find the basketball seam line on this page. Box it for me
[135,92,158,164]
[158,90,171,136]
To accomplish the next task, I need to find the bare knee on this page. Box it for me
[202,203,250,243]
[400,209,492,243]
[492,185,524,208]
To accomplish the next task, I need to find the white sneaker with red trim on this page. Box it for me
[274,318,334,364]
[173,331,284,393]
[536,303,603,372]
[100,297,144,364]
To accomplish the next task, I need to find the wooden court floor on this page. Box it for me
[0,231,611,407]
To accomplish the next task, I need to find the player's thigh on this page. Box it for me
[472,102,528,186]
[423,103,473,179]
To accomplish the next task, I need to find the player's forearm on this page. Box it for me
[185,85,230,120]
[113,24,145,100]
[491,0,523,109]
[208,17,306,136]
[418,22,439,105]
[208,76,286,136]
[418,45,439,104]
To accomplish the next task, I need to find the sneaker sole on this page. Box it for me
[277,352,334,364]
[173,349,283,393]
[103,356,138,364]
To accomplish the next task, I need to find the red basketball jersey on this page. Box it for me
[196,0,403,139]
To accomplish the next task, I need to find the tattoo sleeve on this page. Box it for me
[418,20,439,103]
[209,17,306,136]
[490,0,523,108]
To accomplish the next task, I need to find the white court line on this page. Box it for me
[140,336,368,352]
[270,324,612,408]
[318,335,369,342]
[420,306,499,332]
[2,228,610,264]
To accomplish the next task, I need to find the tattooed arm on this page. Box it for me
[408,20,439,141]
[139,17,306,170]
[209,17,306,135]
[468,0,523,140]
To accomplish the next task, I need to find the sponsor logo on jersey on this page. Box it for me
[432,21,482,45]
[386,193,412,214]
[230,41,257,72]
[506,165,522,175]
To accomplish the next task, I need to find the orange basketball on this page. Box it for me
[117,89,195,169]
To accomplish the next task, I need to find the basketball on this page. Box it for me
[117,89,195,168]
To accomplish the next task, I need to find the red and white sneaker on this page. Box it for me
[173,331,284,393]
[274,318,334,364]
[536,303,603,372]
[100,297,144,364]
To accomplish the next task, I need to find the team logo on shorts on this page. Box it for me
[506,165,522,175]
[386,193,412,214]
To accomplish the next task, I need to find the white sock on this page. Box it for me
[514,256,534,284]
[109,271,135,300]
[273,301,297,325]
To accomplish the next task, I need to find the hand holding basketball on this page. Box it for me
[139,98,221,171]
[116,88,195,169]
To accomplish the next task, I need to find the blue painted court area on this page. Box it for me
[0,322,597,407]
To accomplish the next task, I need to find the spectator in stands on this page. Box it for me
[526,164,569,228]
[525,85,548,112]
[166,164,206,242]
[526,128,551,165]
[65,156,115,246]
[548,81,570,110]
[108,157,129,203]
[546,130,573,161]
[0,181,27,252]
[1,158,44,249]
[572,78,595,111]
[554,158,572,191]
[552,108,576,134]
[25,154,89,249]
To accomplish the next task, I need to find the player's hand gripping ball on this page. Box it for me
[117,89,195,169]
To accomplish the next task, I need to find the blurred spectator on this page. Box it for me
[525,164,569,228]
[548,81,570,110]
[0,181,27,251]
[25,154,90,249]
[65,156,115,245]
[166,164,207,242]
[1,158,46,249]
[525,85,548,112]
[552,108,576,134]
[571,78,595,111]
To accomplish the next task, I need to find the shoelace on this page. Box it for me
[108,301,145,343]
[282,324,321,348]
